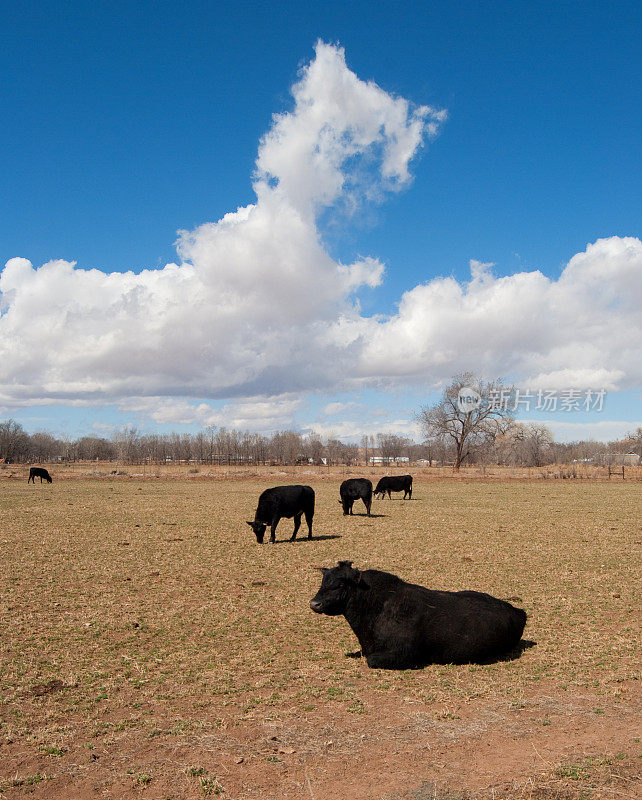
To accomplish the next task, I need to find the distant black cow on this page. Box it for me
[373,474,413,500]
[246,485,315,543]
[339,478,372,516]
[28,467,52,484]
[310,561,527,669]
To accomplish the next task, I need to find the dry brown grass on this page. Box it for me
[4,461,642,483]
[0,473,639,799]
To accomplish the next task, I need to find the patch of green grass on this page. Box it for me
[39,744,66,756]
[186,766,206,777]
[556,763,589,780]
[200,775,224,795]
[4,774,46,789]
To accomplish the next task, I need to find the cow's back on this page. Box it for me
[353,572,526,665]
[340,478,372,498]
[416,588,526,663]
[375,475,412,492]
[258,485,314,517]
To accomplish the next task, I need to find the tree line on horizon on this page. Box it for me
[1,418,639,470]
[1,375,640,469]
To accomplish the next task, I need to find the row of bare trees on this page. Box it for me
[0,421,374,466]
[2,373,640,467]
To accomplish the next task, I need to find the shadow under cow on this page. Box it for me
[272,534,342,545]
[344,638,537,666]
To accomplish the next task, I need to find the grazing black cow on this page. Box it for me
[28,467,52,484]
[339,478,372,516]
[373,474,413,500]
[246,485,315,543]
[310,561,527,669]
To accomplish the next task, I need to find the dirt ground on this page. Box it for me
[0,468,639,798]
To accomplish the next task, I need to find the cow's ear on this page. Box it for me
[246,521,254,527]
[314,566,329,574]
[355,571,369,590]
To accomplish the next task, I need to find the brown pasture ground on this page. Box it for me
[0,466,640,800]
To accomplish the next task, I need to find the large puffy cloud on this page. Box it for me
[1,41,641,421]
[345,236,642,391]
[255,41,444,216]
[0,42,441,408]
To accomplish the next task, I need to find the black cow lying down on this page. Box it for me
[374,474,413,499]
[310,561,527,669]
[339,478,372,516]
[28,467,52,484]
[247,485,315,543]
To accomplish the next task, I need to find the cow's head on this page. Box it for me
[246,520,267,543]
[310,560,368,615]
[338,498,350,515]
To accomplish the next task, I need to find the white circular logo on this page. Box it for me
[457,387,481,413]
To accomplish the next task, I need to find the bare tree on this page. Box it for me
[361,434,370,466]
[491,423,553,467]
[269,431,303,465]
[304,433,325,464]
[249,432,268,464]
[624,427,642,458]
[516,423,554,467]
[324,437,358,465]
[30,431,66,462]
[419,436,450,466]
[417,373,515,470]
[376,433,410,464]
[112,427,141,464]
[0,419,30,462]
[75,436,116,461]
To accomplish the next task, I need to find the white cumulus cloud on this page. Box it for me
[348,236,642,391]
[0,41,441,409]
[1,40,640,428]
[118,395,302,430]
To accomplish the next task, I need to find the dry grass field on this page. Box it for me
[0,467,640,799]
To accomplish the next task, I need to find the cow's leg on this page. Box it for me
[290,513,302,541]
[349,502,353,515]
[365,650,411,669]
[365,497,372,516]
[304,510,313,538]
[269,518,279,543]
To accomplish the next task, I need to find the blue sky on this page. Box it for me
[1,1,640,441]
